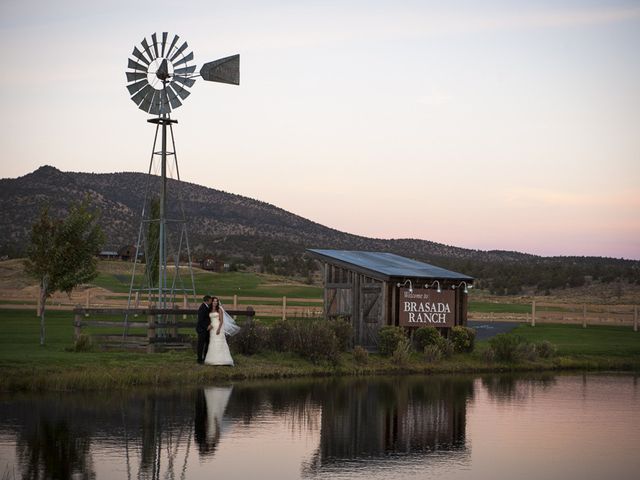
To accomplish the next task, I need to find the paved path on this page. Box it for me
[467,321,521,341]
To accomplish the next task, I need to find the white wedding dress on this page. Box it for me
[204,311,234,366]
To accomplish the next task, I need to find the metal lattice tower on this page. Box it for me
[123,32,239,331]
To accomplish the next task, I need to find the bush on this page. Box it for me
[73,334,93,352]
[269,319,294,352]
[482,346,496,363]
[441,338,455,358]
[378,326,407,356]
[230,320,268,355]
[536,340,557,358]
[489,334,523,362]
[450,326,476,353]
[423,344,442,363]
[515,342,538,362]
[329,318,353,352]
[284,319,339,364]
[353,345,369,364]
[413,326,442,351]
[392,336,412,366]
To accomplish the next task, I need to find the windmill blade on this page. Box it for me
[132,84,153,106]
[166,85,183,109]
[126,78,149,96]
[171,83,191,100]
[132,46,150,65]
[167,34,180,59]
[128,58,148,72]
[151,33,160,59]
[141,38,155,61]
[200,55,240,85]
[126,71,147,82]
[174,65,196,75]
[138,88,155,112]
[173,75,196,88]
[170,41,189,61]
[161,32,168,57]
[148,91,161,115]
[157,89,171,114]
[173,51,194,68]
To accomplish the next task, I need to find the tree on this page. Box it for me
[24,201,104,345]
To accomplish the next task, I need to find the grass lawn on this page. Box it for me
[509,323,640,356]
[91,270,323,298]
[1,308,639,392]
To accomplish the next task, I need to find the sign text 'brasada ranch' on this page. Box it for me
[398,288,456,328]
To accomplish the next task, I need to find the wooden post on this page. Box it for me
[36,295,41,318]
[85,291,90,308]
[634,306,638,332]
[134,291,140,308]
[183,295,188,320]
[282,296,287,320]
[582,304,587,329]
[74,312,82,341]
[531,300,536,327]
[147,313,156,353]
[233,294,238,309]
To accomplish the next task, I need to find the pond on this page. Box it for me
[1,373,638,480]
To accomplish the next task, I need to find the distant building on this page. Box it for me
[98,250,119,260]
[200,258,230,272]
[118,245,138,261]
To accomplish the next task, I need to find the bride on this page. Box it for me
[204,297,235,366]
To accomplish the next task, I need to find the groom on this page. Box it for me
[196,295,213,364]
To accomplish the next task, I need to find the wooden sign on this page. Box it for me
[398,288,455,328]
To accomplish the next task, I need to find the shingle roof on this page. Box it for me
[307,249,473,281]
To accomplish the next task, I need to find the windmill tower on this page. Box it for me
[124,32,239,319]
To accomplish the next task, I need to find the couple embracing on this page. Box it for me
[196,295,240,366]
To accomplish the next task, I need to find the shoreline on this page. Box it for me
[2,352,639,392]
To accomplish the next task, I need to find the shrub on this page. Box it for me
[441,338,455,358]
[392,336,412,366]
[353,345,369,364]
[378,326,407,356]
[482,346,496,363]
[450,326,476,353]
[414,326,442,351]
[515,342,538,362]
[73,334,93,352]
[423,344,442,363]
[230,320,268,355]
[269,319,294,352]
[536,340,557,358]
[329,318,353,352]
[282,319,339,364]
[489,334,522,362]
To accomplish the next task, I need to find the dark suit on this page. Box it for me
[196,302,211,363]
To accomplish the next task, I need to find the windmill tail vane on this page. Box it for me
[126,32,240,115]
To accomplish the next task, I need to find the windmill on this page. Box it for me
[124,32,239,327]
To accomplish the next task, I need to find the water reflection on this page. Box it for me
[194,387,233,456]
[1,374,639,480]
[303,376,473,477]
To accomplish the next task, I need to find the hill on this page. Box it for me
[1,166,638,294]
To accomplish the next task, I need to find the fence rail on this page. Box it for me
[73,307,256,352]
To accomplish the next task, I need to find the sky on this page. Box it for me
[0,0,638,259]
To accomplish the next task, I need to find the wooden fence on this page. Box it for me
[469,302,639,331]
[73,307,255,352]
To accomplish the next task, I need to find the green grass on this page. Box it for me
[91,270,323,298]
[509,323,640,356]
[1,308,639,392]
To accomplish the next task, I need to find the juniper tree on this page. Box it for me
[24,201,104,345]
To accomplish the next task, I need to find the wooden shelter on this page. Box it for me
[307,249,474,349]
